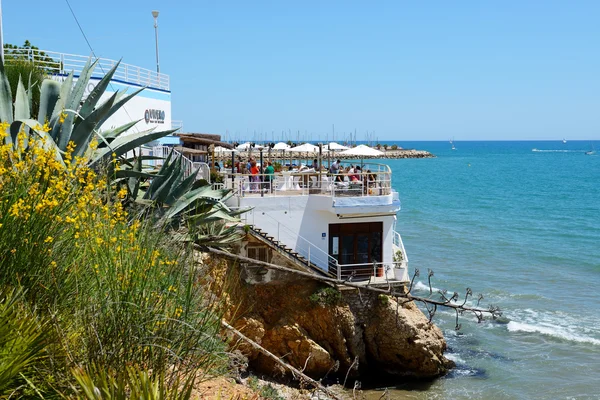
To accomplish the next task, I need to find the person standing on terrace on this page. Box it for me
[264,161,275,193]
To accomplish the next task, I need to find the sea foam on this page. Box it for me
[506,320,600,346]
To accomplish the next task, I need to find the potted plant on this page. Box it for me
[393,250,406,280]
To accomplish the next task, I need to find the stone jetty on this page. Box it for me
[215,148,435,162]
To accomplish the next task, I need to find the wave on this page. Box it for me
[505,309,600,345]
[413,280,442,293]
[531,149,586,153]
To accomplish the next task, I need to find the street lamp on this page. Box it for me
[152,10,160,74]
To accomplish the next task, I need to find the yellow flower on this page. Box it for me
[59,110,68,124]
[44,236,54,244]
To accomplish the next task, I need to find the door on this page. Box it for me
[329,222,383,278]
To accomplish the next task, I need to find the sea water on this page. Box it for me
[362,141,600,400]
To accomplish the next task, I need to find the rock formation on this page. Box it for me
[228,274,453,383]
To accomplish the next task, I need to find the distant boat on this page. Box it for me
[562,138,567,144]
[450,138,456,150]
[451,143,456,150]
[585,144,596,155]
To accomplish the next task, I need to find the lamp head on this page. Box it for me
[152,10,159,19]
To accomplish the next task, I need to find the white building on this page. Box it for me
[224,163,409,284]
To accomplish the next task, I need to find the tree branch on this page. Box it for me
[221,320,342,400]
[203,246,502,322]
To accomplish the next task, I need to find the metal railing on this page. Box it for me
[392,230,409,270]
[338,261,406,281]
[221,168,392,198]
[147,145,210,181]
[4,48,170,91]
[254,213,340,277]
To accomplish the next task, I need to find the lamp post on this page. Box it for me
[0,0,4,64]
[152,10,160,74]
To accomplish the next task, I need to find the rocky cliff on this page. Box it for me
[226,271,453,384]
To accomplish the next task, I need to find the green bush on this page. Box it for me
[0,138,228,396]
[309,286,342,307]
[391,144,398,150]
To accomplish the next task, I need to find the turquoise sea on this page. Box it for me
[365,141,600,400]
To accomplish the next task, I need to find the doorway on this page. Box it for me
[329,222,383,278]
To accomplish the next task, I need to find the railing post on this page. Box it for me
[308,246,311,265]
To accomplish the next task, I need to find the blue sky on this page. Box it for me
[3,1,599,141]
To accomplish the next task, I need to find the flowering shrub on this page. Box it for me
[0,124,226,396]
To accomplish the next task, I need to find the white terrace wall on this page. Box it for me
[235,194,398,273]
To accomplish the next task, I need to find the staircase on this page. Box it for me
[148,145,210,181]
[248,225,338,278]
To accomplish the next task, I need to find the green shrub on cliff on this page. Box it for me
[309,286,342,307]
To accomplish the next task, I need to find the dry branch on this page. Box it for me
[221,320,342,400]
[204,246,501,320]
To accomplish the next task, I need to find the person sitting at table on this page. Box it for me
[367,170,377,186]
[311,159,320,170]
[351,166,361,182]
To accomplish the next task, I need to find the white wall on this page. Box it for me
[236,194,398,278]
[52,75,172,134]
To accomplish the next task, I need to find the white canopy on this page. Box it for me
[339,144,383,157]
[326,142,349,151]
[273,142,291,150]
[214,146,237,153]
[288,143,328,153]
[236,142,252,150]
[236,142,265,150]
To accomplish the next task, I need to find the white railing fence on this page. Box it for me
[4,48,170,91]
[147,145,210,182]
[222,170,391,198]
[393,230,409,270]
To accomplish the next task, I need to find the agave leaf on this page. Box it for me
[66,58,96,113]
[14,75,31,121]
[95,86,144,128]
[142,150,174,199]
[49,72,74,140]
[17,119,65,166]
[27,72,33,113]
[149,156,182,202]
[79,60,120,119]
[100,119,140,141]
[166,168,200,204]
[90,128,178,167]
[9,121,29,149]
[115,169,158,180]
[71,92,119,158]
[161,186,228,222]
[0,61,13,125]
[37,79,61,124]
[128,156,143,200]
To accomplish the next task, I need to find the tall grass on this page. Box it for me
[0,126,228,396]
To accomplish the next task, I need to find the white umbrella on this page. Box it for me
[339,144,383,157]
[236,142,252,150]
[273,142,290,150]
[214,146,237,153]
[289,143,328,153]
[339,145,384,171]
[326,142,349,151]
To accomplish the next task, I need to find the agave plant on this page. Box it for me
[0,57,175,167]
[121,149,246,246]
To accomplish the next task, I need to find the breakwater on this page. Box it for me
[215,149,435,161]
